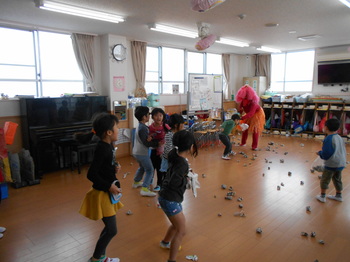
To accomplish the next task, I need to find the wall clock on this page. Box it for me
[112,44,127,61]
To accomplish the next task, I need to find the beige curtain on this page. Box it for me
[131,41,147,97]
[222,54,230,100]
[71,33,95,92]
[254,54,271,89]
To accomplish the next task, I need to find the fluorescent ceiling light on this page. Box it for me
[149,24,198,38]
[257,46,281,53]
[339,0,350,8]
[216,38,249,47]
[297,35,321,41]
[35,0,125,23]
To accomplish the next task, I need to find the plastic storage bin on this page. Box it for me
[0,183,8,200]
[147,94,160,107]
[272,95,285,102]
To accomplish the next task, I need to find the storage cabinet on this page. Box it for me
[262,101,350,137]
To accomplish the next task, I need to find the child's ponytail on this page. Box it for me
[168,147,180,164]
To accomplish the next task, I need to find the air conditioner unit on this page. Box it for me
[316,45,350,62]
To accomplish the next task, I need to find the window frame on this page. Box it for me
[0,27,85,98]
[270,49,315,93]
[145,45,222,95]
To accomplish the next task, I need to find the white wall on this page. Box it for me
[98,34,135,111]
[0,99,20,117]
[229,54,255,98]
[159,94,187,106]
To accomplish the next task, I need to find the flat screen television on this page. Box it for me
[318,62,350,85]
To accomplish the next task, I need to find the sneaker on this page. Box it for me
[160,241,171,249]
[0,227,6,233]
[153,185,161,192]
[97,256,120,262]
[222,155,231,160]
[88,257,120,262]
[132,181,143,188]
[316,195,326,203]
[102,258,120,262]
[159,241,182,251]
[327,195,343,202]
[140,187,157,197]
[229,151,236,156]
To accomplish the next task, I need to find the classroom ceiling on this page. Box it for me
[1,0,350,55]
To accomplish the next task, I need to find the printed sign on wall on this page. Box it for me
[113,76,125,92]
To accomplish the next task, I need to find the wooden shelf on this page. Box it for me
[261,100,350,137]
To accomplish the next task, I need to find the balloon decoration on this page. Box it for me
[195,22,216,51]
[195,34,216,51]
[191,0,226,12]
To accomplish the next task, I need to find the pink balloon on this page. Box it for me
[191,0,226,12]
[195,34,216,51]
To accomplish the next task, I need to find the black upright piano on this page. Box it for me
[20,96,108,178]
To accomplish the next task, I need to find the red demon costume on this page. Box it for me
[235,85,265,150]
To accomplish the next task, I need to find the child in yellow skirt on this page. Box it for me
[77,113,123,262]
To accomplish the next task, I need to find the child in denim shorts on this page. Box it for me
[158,130,198,262]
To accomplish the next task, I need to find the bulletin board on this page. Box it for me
[187,74,223,113]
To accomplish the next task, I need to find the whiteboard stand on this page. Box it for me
[187,74,224,126]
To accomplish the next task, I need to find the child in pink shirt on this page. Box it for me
[149,108,170,191]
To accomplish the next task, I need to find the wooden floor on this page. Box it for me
[1,134,350,262]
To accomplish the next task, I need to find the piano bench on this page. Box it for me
[70,143,97,174]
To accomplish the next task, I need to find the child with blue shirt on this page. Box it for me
[132,106,161,197]
[316,118,347,203]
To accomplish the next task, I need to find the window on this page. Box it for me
[270,50,315,93]
[0,28,37,97]
[145,46,160,94]
[162,47,184,94]
[187,51,204,74]
[38,31,84,97]
[145,46,222,94]
[206,53,222,74]
[0,27,84,98]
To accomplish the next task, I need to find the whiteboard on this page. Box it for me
[187,74,223,112]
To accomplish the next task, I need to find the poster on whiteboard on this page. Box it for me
[187,74,223,112]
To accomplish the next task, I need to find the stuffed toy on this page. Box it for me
[235,85,265,150]
[195,22,216,51]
